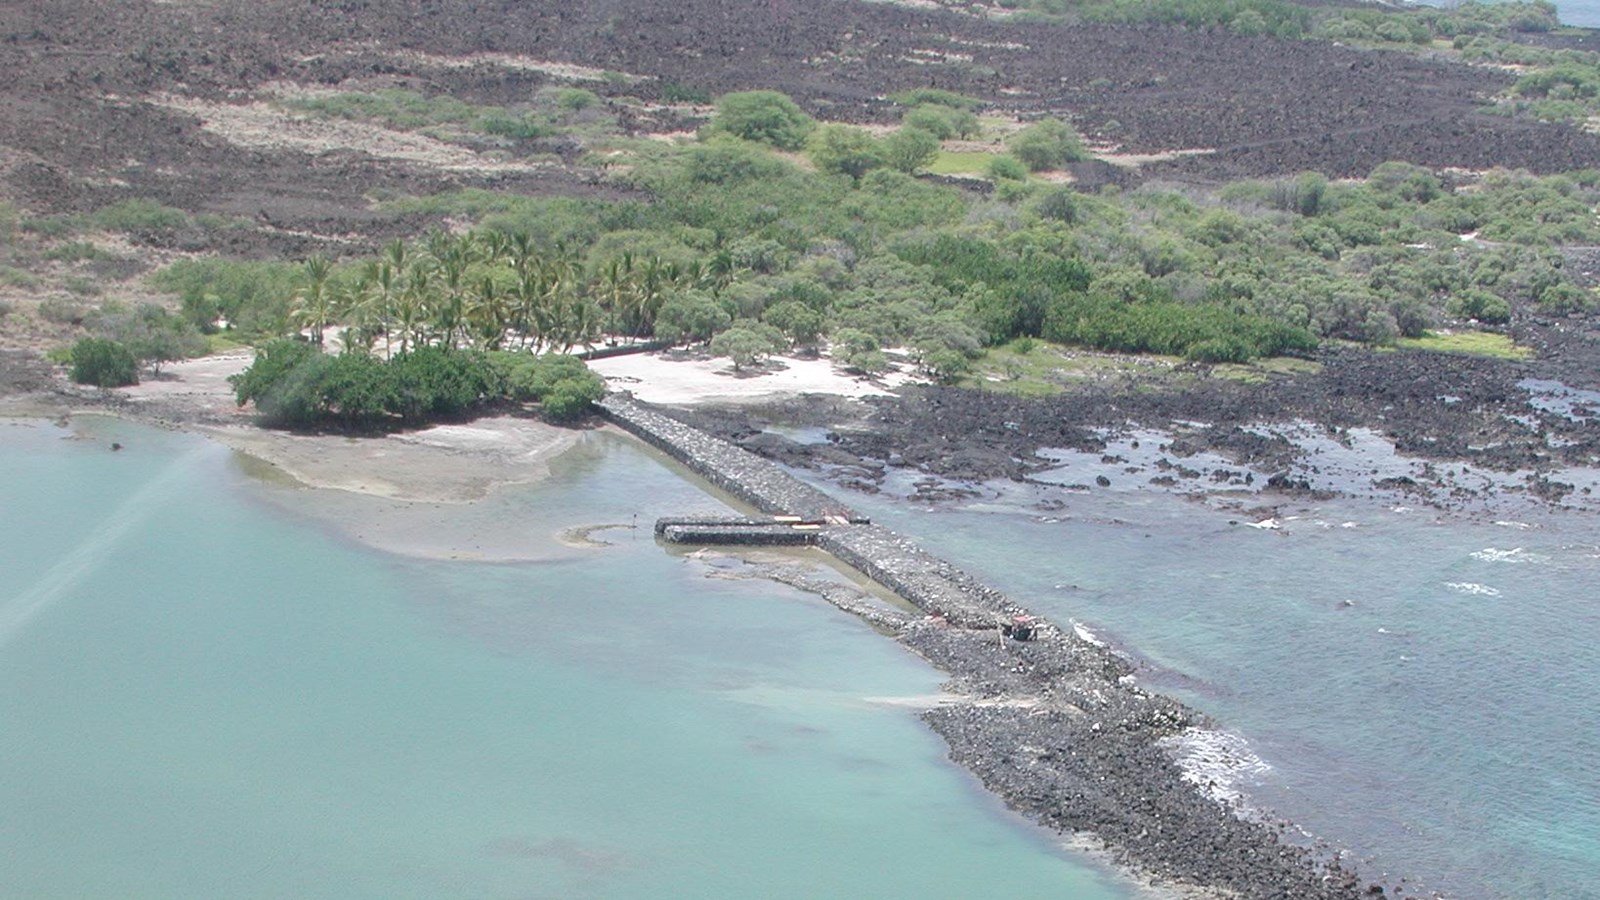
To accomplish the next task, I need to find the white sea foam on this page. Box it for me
[1471,547,1551,564]
[1246,518,1280,530]
[1444,582,1502,596]
[1072,621,1106,647]
[1158,728,1271,809]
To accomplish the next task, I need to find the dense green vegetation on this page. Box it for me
[228,340,604,430]
[153,87,1600,397]
[69,337,139,388]
[275,86,626,148]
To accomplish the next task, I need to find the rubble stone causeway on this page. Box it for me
[597,393,1374,899]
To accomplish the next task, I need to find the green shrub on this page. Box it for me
[704,90,815,150]
[540,376,603,422]
[710,321,786,369]
[387,346,499,423]
[1042,294,1316,361]
[881,127,941,174]
[1536,282,1594,313]
[808,125,884,182]
[230,340,545,430]
[554,88,603,112]
[1007,118,1088,172]
[1447,289,1511,323]
[476,112,553,139]
[69,337,139,387]
[1184,336,1253,364]
[987,155,1029,182]
[42,241,111,262]
[92,199,189,232]
[685,138,793,184]
[148,258,302,335]
[87,302,208,374]
[494,352,605,422]
[887,89,981,110]
[661,83,712,104]
[21,214,82,238]
[902,105,979,140]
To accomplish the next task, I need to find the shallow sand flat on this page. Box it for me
[106,351,584,503]
[73,346,915,506]
[206,416,582,503]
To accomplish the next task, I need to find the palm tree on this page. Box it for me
[632,256,670,337]
[420,231,481,351]
[598,253,634,338]
[393,263,432,355]
[354,259,403,358]
[467,275,512,350]
[510,264,548,352]
[433,246,471,351]
[706,249,738,295]
[288,256,336,344]
[477,230,511,267]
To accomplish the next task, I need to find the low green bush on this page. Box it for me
[69,337,139,387]
[1008,118,1089,172]
[225,344,603,429]
[703,90,815,151]
[92,199,189,232]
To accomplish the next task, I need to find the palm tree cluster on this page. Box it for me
[288,230,738,356]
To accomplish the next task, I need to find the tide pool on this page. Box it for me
[0,418,1129,899]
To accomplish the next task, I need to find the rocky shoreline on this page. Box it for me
[669,341,1600,518]
[601,392,1383,899]
[10,339,1593,897]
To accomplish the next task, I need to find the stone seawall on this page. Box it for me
[602,394,1020,628]
[598,395,865,522]
[595,392,1373,899]
[818,526,1024,628]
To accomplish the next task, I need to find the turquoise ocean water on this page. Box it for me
[1421,0,1600,27]
[8,414,1600,898]
[841,473,1600,899]
[1545,0,1597,27]
[0,418,1129,900]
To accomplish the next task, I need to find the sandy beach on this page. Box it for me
[65,348,916,505]
[588,350,916,406]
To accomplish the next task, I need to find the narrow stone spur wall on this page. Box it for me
[597,392,1378,899]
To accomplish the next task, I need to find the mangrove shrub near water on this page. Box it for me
[229,340,604,430]
[69,337,139,387]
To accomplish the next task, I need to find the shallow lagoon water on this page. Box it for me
[844,475,1600,899]
[0,418,1128,899]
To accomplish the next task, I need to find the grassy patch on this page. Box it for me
[280,89,567,143]
[0,265,40,289]
[927,150,996,176]
[1210,356,1324,383]
[1396,330,1533,359]
[204,333,249,354]
[963,340,1184,394]
[93,199,190,232]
